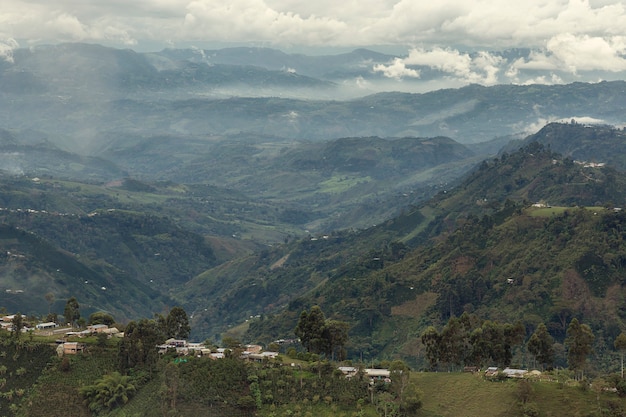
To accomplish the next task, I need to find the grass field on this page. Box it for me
[414,371,624,417]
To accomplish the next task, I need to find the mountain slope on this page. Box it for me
[512,122,626,171]
[3,43,626,149]
[223,142,626,367]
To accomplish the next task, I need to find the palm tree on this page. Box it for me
[80,371,136,412]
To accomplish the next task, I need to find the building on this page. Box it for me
[36,322,59,330]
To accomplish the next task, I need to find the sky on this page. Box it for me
[1,0,626,84]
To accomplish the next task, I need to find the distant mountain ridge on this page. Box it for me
[1,43,626,150]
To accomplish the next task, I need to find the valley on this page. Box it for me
[1,43,626,380]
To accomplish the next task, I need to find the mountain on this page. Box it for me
[0,128,125,180]
[156,46,397,80]
[2,43,626,153]
[179,138,626,367]
[95,133,478,231]
[512,122,626,171]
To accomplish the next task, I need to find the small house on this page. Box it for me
[502,368,528,378]
[36,322,59,330]
[484,367,499,377]
[87,324,108,333]
[62,342,85,355]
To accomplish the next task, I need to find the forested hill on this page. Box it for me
[518,122,626,171]
[236,141,626,367]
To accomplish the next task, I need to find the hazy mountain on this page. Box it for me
[510,122,626,171]
[1,43,626,154]
[234,139,626,363]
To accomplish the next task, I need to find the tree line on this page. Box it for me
[419,312,612,378]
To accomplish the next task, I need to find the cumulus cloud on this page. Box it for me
[1,0,626,87]
[0,0,624,50]
[0,38,19,63]
[181,0,349,45]
[373,58,420,80]
[511,34,626,74]
[375,48,503,84]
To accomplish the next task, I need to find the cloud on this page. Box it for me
[373,58,420,80]
[1,0,626,91]
[375,48,503,84]
[181,0,349,45]
[0,0,625,51]
[511,34,626,74]
[0,38,19,63]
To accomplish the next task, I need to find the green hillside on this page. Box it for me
[229,141,626,371]
[5,334,626,417]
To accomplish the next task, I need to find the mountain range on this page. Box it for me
[1,43,626,369]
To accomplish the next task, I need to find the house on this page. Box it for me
[244,351,279,362]
[36,322,59,330]
[338,366,359,378]
[502,368,528,378]
[62,342,85,355]
[365,369,391,384]
[365,369,390,378]
[164,338,187,347]
[87,324,108,333]
[244,344,262,354]
[1,315,15,323]
[484,367,499,377]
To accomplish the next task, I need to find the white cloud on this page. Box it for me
[0,38,19,63]
[511,34,626,74]
[375,48,503,84]
[373,58,420,80]
[0,0,624,51]
[1,0,626,89]
[181,0,349,45]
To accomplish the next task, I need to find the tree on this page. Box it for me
[63,297,80,327]
[527,323,555,370]
[614,332,626,378]
[88,312,115,326]
[79,372,136,413]
[294,306,349,359]
[165,307,191,340]
[565,318,594,379]
[294,306,326,354]
[118,318,165,373]
[11,314,23,339]
[322,319,349,360]
[420,326,441,369]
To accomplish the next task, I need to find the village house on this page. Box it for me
[338,366,359,378]
[57,342,86,356]
[87,324,108,333]
[36,322,59,330]
[502,368,528,378]
[365,369,391,384]
[484,366,499,377]
[244,351,279,362]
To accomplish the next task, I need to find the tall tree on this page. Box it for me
[118,318,165,374]
[527,323,555,370]
[294,306,326,354]
[420,326,441,370]
[165,307,191,340]
[323,320,349,360]
[614,332,626,379]
[565,318,594,379]
[11,313,23,339]
[64,297,80,327]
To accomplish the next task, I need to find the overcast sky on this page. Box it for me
[2,0,626,84]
